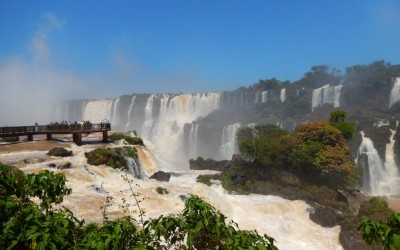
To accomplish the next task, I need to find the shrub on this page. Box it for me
[156,187,169,194]
[0,136,19,142]
[47,147,73,157]
[85,147,137,170]
[0,164,278,249]
[109,133,144,146]
[197,174,213,186]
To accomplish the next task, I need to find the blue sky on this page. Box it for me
[1,0,400,101]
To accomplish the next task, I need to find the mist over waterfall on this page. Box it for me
[83,100,113,123]
[311,84,343,111]
[56,93,222,169]
[357,127,400,196]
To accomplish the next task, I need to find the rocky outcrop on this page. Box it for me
[189,157,229,171]
[47,147,73,157]
[149,171,171,182]
[309,206,342,227]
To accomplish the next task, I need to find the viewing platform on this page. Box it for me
[0,123,111,146]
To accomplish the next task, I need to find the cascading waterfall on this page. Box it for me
[311,84,343,111]
[125,95,136,131]
[82,100,113,123]
[280,88,286,102]
[389,77,400,108]
[261,91,268,103]
[383,122,400,194]
[111,97,121,126]
[216,123,241,160]
[144,93,221,169]
[358,126,400,196]
[141,94,155,140]
[188,124,199,159]
[125,157,145,179]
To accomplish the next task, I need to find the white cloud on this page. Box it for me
[29,12,65,66]
[0,13,98,126]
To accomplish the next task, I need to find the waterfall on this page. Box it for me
[261,91,268,103]
[358,127,400,196]
[280,88,286,102]
[311,84,343,111]
[125,95,136,131]
[216,123,241,160]
[389,77,400,108]
[125,157,145,179]
[188,124,199,159]
[141,94,155,139]
[82,100,113,123]
[111,97,121,126]
[383,122,400,195]
[142,93,221,169]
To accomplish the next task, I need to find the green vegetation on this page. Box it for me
[196,174,214,186]
[0,163,278,249]
[85,147,137,170]
[155,187,168,195]
[359,212,400,250]
[109,133,144,146]
[236,111,359,189]
[358,198,398,250]
[237,124,287,166]
[329,110,355,140]
[0,136,19,142]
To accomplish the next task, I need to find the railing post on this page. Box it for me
[102,130,108,143]
[73,133,82,146]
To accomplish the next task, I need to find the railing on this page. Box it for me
[0,123,111,135]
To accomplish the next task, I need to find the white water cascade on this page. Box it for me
[188,123,199,159]
[82,100,113,123]
[216,123,241,160]
[145,93,221,169]
[280,88,286,102]
[0,142,343,250]
[358,127,400,196]
[141,94,156,140]
[389,77,400,108]
[125,95,136,131]
[261,91,268,103]
[111,97,121,126]
[311,84,343,111]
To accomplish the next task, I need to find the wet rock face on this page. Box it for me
[149,171,171,182]
[339,231,381,250]
[277,171,301,187]
[309,206,341,227]
[364,125,391,162]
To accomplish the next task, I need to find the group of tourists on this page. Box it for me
[48,120,92,126]
[45,120,93,131]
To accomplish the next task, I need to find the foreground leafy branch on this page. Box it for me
[0,163,278,249]
[359,212,400,250]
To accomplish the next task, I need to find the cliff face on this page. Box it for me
[54,77,400,192]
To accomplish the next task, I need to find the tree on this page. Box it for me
[329,110,355,140]
[237,124,287,166]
